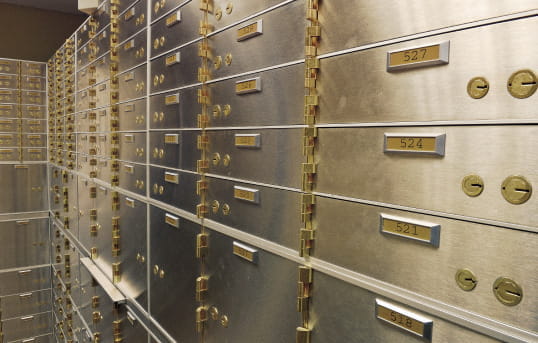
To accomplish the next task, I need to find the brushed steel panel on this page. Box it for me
[0,74,20,89]
[9,334,54,343]
[0,118,18,133]
[77,65,91,90]
[95,157,113,184]
[208,0,305,79]
[148,130,197,170]
[316,126,538,227]
[151,0,184,22]
[0,133,19,147]
[117,0,139,16]
[204,229,299,343]
[314,196,538,331]
[119,132,146,163]
[207,0,285,32]
[77,44,92,70]
[312,271,501,343]
[10,164,47,212]
[205,63,304,127]
[21,76,46,92]
[118,64,147,102]
[149,166,198,214]
[22,105,46,119]
[119,161,147,195]
[117,194,147,309]
[22,148,47,162]
[0,218,50,270]
[118,28,147,73]
[150,0,199,58]
[77,178,95,252]
[118,0,147,44]
[118,98,147,131]
[92,1,111,34]
[1,312,52,342]
[206,176,301,250]
[93,185,113,276]
[0,89,19,103]
[0,59,19,74]
[319,0,538,55]
[92,80,112,110]
[76,20,93,50]
[21,62,46,77]
[116,305,149,342]
[0,148,20,161]
[21,91,46,106]
[0,266,51,296]
[319,17,538,124]
[148,86,198,129]
[149,42,198,93]
[0,289,52,320]
[149,205,199,342]
[22,119,47,134]
[0,104,18,118]
[205,128,303,187]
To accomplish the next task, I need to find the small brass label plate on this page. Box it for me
[123,164,134,174]
[164,134,179,144]
[124,72,135,81]
[234,133,260,148]
[375,299,433,340]
[237,20,263,41]
[235,77,261,95]
[234,185,260,204]
[0,105,13,109]
[125,197,135,208]
[384,133,446,156]
[233,241,258,263]
[166,10,181,27]
[124,7,135,21]
[165,52,181,67]
[380,214,440,247]
[164,171,179,184]
[124,134,135,143]
[165,213,179,228]
[124,40,135,51]
[387,41,449,72]
[164,93,179,105]
[125,104,135,112]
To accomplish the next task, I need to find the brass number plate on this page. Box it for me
[233,186,260,204]
[166,10,181,27]
[164,134,179,144]
[165,52,181,67]
[165,213,179,228]
[376,299,433,340]
[233,241,258,263]
[164,171,179,184]
[380,214,440,247]
[235,77,262,95]
[164,93,179,105]
[234,134,261,148]
[384,133,446,156]
[387,41,449,72]
[237,20,263,42]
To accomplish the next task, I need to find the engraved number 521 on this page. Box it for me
[403,48,427,62]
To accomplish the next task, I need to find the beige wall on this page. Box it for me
[0,3,86,62]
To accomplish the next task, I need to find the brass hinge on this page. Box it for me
[112,262,121,283]
[196,276,209,301]
[300,228,316,257]
[197,134,209,150]
[196,233,208,258]
[301,194,315,222]
[197,113,209,128]
[196,203,208,218]
[198,67,211,83]
[197,87,211,105]
[199,0,213,12]
[196,306,208,333]
[197,159,209,173]
[296,327,312,343]
[196,179,208,195]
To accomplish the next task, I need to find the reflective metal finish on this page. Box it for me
[119,161,147,195]
[316,126,538,227]
[119,132,146,163]
[0,59,19,74]
[318,17,538,124]
[149,42,199,93]
[149,166,198,213]
[149,86,199,129]
[0,266,51,296]
[0,218,50,270]
[118,28,147,73]
[1,311,53,342]
[118,64,147,102]
[0,289,52,320]
[118,0,147,44]
[0,73,20,89]
[118,98,146,131]
[204,229,299,342]
[21,91,46,106]
[21,62,46,77]
[0,164,47,212]
[207,0,285,32]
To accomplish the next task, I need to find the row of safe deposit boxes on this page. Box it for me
[44,0,537,343]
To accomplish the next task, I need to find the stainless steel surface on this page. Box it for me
[22,148,47,161]
[0,89,19,104]
[118,28,147,73]
[119,161,146,195]
[22,119,47,133]
[21,91,46,106]
[149,205,198,342]
[207,0,305,79]
[0,164,47,213]
[148,130,198,170]
[207,0,286,32]
[318,0,538,54]
[8,334,54,343]
[206,176,301,250]
[118,132,146,163]
[118,64,147,102]
[204,228,299,343]
[118,98,147,131]
[148,86,199,129]
[21,76,46,92]
[311,271,501,343]
[1,312,53,342]
[80,257,126,304]
[117,194,147,309]
[21,105,47,119]
[318,17,538,124]
[149,42,199,93]
[314,195,537,332]
[316,126,538,228]
[93,185,113,275]
[0,289,51,320]
[0,59,19,75]
[149,166,198,213]
[0,104,19,118]
[0,118,19,133]
[118,0,147,44]
[0,266,51,296]
[0,74,20,89]
[21,62,47,77]
[150,0,199,58]
[0,218,50,270]
[150,0,186,22]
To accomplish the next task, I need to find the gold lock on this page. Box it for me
[225,2,233,14]
[220,315,229,328]
[455,268,477,291]
[501,175,532,204]
[507,69,537,99]
[467,77,489,99]
[136,253,145,263]
[213,56,222,70]
[222,154,231,167]
[209,306,219,320]
[223,104,231,116]
[211,200,220,213]
[224,53,232,66]
[461,174,484,197]
[493,277,522,306]
[212,152,221,166]
[222,203,230,215]
[215,7,222,20]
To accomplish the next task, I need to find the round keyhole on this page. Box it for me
[507,69,537,99]
[211,200,220,214]
[215,7,222,20]
[212,153,221,166]
[461,174,484,197]
[493,277,522,306]
[455,268,477,291]
[501,175,532,204]
[467,77,489,99]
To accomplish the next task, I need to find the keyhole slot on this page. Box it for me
[514,188,530,193]
[521,81,537,85]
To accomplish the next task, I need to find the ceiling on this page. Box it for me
[0,0,84,14]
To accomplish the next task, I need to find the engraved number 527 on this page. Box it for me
[403,48,427,62]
